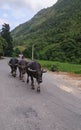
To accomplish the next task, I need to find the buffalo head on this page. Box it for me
[8,58,18,77]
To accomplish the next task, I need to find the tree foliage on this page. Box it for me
[1,23,13,56]
[0,36,7,57]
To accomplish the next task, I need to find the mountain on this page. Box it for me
[11,0,81,63]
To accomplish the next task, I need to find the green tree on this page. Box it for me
[13,47,20,57]
[0,36,7,57]
[1,23,13,56]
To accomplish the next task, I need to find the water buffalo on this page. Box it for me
[8,58,18,77]
[26,60,46,92]
[18,59,28,81]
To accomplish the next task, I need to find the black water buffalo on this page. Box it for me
[26,60,46,92]
[8,58,18,77]
[18,59,28,81]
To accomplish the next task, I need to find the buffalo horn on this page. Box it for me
[42,69,47,73]
[15,63,18,66]
[28,68,36,72]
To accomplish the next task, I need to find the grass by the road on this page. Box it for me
[38,60,81,74]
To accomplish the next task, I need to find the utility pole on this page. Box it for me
[32,44,34,60]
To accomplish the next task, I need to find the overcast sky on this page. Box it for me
[0,0,58,30]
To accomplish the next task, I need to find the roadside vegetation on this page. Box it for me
[38,60,81,74]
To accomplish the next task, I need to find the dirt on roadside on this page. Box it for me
[54,71,81,89]
[55,71,81,79]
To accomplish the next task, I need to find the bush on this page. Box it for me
[50,65,59,72]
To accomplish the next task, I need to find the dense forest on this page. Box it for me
[11,0,81,63]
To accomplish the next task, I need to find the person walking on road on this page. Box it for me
[18,52,24,61]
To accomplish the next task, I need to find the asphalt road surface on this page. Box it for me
[0,58,81,130]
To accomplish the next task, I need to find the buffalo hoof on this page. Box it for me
[37,87,40,92]
[12,74,16,77]
[31,87,35,89]
[13,75,16,77]
[27,80,29,83]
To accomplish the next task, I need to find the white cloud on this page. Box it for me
[0,0,57,11]
[2,13,8,18]
[32,0,57,10]
[12,10,27,19]
[0,0,58,30]
[0,18,8,25]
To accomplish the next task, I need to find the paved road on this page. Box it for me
[0,58,81,130]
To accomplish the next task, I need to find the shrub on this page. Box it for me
[50,65,59,72]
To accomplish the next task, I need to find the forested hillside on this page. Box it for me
[11,0,81,63]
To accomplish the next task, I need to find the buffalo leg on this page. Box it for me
[31,77,35,89]
[27,75,29,83]
[19,72,22,80]
[13,70,16,77]
[37,83,40,92]
[22,74,25,82]
[19,68,23,80]
[11,68,14,76]
[19,69,22,80]
[14,67,17,77]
